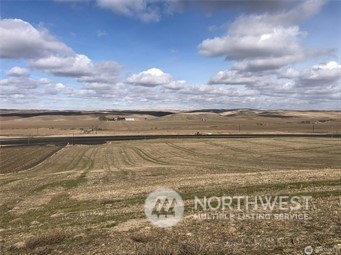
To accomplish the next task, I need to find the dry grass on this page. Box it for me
[25,229,68,250]
[0,138,340,254]
[131,233,151,243]
[136,244,178,255]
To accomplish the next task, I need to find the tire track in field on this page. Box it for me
[165,142,254,171]
[163,142,211,166]
[166,142,199,156]
[109,146,123,170]
[90,145,107,171]
[205,140,273,162]
[197,140,276,172]
[89,143,115,183]
[167,141,238,164]
[103,144,113,172]
[130,147,167,165]
[119,146,135,167]
[230,139,341,165]
[108,144,135,170]
[92,142,116,172]
[239,138,341,154]
[30,146,95,192]
[205,140,338,170]
[51,147,98,190]
[62,146,90,172]
[103,144,137,179]
[31,145,88,174]
[82,146,98,172]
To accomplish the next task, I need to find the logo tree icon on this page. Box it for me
[152,198,163,218]
[152,198,177,218]
[145,188,184,228]
[167,198,177,217]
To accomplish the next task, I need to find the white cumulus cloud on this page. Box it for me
[0,18,121,97]
[96,0,161,22]
[126,68,172,86]
[297,61,341,87]
[198,0,330,72]
[210,70,263,85]
[30,54,93,77]
[6,66,30,77]
[0,67,70,103]
[0,19,72,59]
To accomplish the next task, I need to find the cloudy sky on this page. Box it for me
[0,0,340,110]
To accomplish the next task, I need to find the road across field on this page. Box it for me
[1,133,340,146]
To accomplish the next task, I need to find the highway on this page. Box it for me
[1,133,340,146]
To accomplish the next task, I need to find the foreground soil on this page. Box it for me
[0,138,340,254]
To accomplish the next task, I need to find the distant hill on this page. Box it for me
[0,109,175,118]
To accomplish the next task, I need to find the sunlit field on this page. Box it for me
[1,138,340,254]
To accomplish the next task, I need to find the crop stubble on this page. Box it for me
[0,138,340,254]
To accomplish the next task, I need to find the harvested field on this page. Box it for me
[0,138,340,254]
[0,145,62,174]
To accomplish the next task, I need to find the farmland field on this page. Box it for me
[0,146,62,174]
[0,138,340,254]
[1,110,341,136]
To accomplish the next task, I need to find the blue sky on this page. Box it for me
[0,0,340,110]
